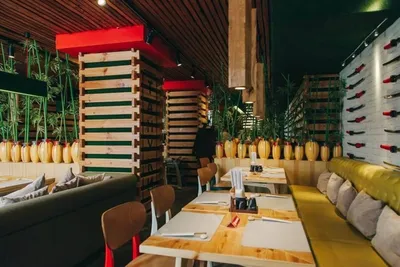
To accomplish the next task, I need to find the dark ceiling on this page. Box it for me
[270,0,400,87]
[0,0,269,88]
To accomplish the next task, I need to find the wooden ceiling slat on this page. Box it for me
[134,0,215,80]
[183,0,227,65]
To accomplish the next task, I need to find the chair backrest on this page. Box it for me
[199,157,210,168]
[197,167,214,186]
[150,185,175,218]
[207,163,217,177]
[101,201,146,250]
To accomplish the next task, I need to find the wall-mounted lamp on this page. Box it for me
[190,66,196,79]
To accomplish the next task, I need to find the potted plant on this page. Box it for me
[257,118,271,159]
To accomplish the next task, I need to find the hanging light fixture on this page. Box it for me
[176,52,182,67]
[8,44,15,59]
[97,0,106,6]
[146,29,155,44]
[190,66,196,79]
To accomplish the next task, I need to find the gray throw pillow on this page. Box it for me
[336,180,357,217]
[77,173,106,186]
[0,186,49,207]
[326,173,344,204]
[347,190,384,239]
[371,206,400,266]
[50,177,79,194]
[316,171,332,194]
[5,174,45,198]
[57,167,75,184]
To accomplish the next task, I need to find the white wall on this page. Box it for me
[340,18,400,166]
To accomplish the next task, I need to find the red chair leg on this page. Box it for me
[132,234,140,260]
[105,244,114,267]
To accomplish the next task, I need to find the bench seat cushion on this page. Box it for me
[311,240,388,267]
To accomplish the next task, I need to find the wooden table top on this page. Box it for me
[140,210,315,267]
[220,167,288,185]
[182,191,299,220]
[0,176,55,195]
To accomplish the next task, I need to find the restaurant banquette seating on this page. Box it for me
[0,172,137,267]
[290,157,400,267]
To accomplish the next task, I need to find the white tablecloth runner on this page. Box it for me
[242,220,311,252]
[255,196,296,211]
[156,211,224,241]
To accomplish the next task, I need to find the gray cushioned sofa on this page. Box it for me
[0,173,137,267]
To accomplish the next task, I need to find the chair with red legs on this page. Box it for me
[101,201,175,267]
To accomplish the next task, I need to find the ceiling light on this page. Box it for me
[176,52,182,67]
[234,86,246,90]
[374,31,378,37]
[8,44,14,59]
[146,29,155,44]
[342,62,345,67]
[352,54,355,58]
[97,0,106,6]
[364,42,368,47]
[190,66,195,79]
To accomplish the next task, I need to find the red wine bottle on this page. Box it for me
[347,116,366,123]
[347,142,365,148]
[383,74,400,83]
[383,110,399,117]
[346,130,365,135]
[347,153,365,160]
[384,38,400,50]
[347,90,366,100]
[380,144,400,153]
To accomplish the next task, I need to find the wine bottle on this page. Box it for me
[347,153,365,160]
[346,130,365,135]
[383,110,399,117]
[346,78,365,90]
[384,129,400,133]
[347,64,365,78]
[383,55,400,66]
[380,144,400,153]
[384,92,400,99]
[383,74,400,83]
[347,90,366,100]
[346,104,365,112]
[347,142,365,148]
[384,37,400,50]
[347,116,366,123]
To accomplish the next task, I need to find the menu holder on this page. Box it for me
[229,196,258,214]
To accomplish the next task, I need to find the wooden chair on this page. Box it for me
[199,157,210,168]
[197,167,215,196]
[150,185,175,235]
[101,201,174,267]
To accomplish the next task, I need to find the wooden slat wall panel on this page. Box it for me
[166,90,208,184]
[79,49,164,209]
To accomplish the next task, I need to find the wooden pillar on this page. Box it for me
[254,63,265,118]
[163,80,209,185]
[79,49,164,210]
[228,0,252,90]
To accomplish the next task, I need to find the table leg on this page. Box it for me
[175,257,190,267]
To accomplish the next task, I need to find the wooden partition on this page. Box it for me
[214,158,327,186]
[164,81,209,184]
[79,49,163,208]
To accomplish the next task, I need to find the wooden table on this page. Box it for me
[140,210,315,267]
[216,167,288,194]
[182,191,299,220]
[0,176,55,196]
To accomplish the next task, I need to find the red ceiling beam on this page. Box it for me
[162,80,210,94]
[55,25,176,67]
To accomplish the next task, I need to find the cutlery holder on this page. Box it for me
[229,197,258,214]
